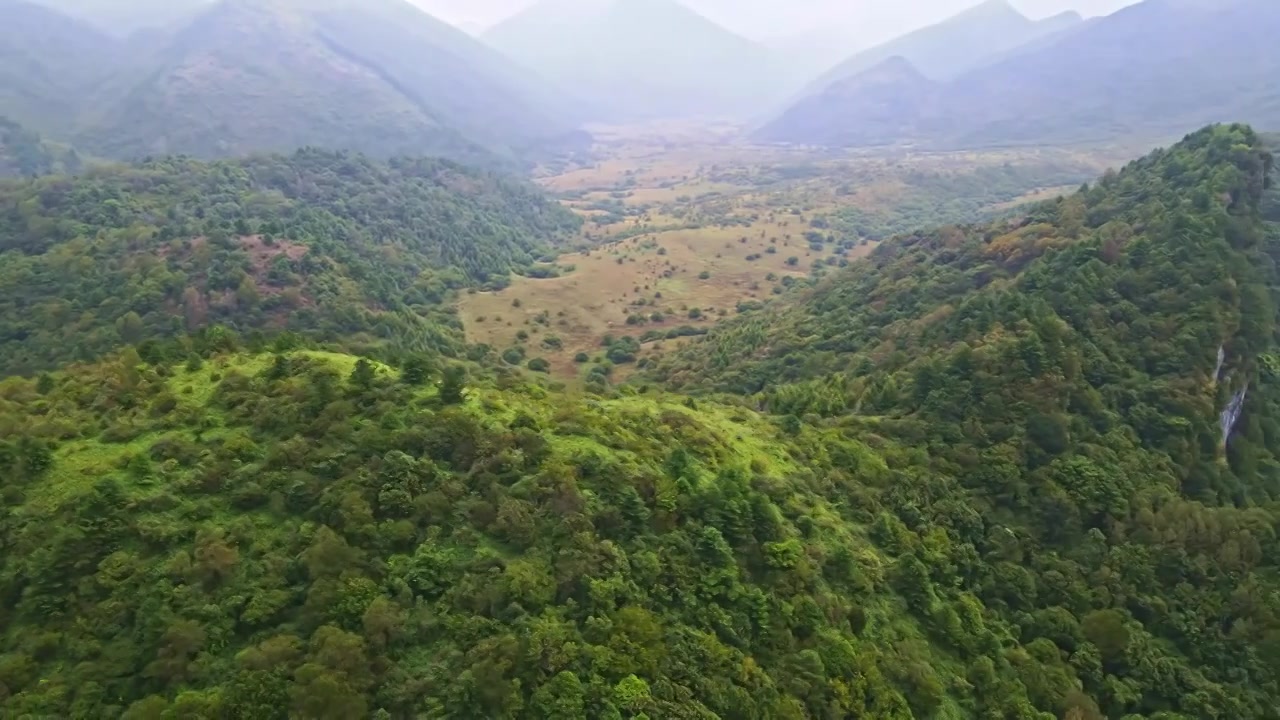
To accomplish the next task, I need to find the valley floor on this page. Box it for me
[460,123,1121,382]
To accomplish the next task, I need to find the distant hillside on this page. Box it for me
[0,116,83,177]
[803,0,1081,91]
[939,0,1280,146]
[74,0,586,165]
[0,149,581,375]
[0,0,587,166]
[483,0,787,121]
[758,57,938,147]
[0,0,121,135]
[760,0,1280,149]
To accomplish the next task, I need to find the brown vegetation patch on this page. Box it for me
[238,234,308,269]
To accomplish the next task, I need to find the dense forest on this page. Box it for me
[650,124,1280,715]
[2,124,1280,718]
[0,148,580,376]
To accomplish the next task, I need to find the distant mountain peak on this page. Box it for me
[1046,9,1084,21]
[961,0,1026,19]
[1036,9,1084,30]
[795,0,1042,96]
[859,55,928,81]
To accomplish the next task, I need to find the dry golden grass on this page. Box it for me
[460,224,870,379]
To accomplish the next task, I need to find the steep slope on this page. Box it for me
[803,0,1079,89]
[653,124,1280,715]
[756,56,939,147]
[72,0,584,164]
[0,149,581,376]
[761,0,1280,149]
[483,0,784,120]
[305,0,587,154]
[0,0,122,135]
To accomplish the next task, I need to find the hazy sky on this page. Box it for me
[411,0,1144,41]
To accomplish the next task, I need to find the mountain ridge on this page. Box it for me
[801,0,1078,92]
[1,0,587,166]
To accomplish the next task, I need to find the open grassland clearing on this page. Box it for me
[459,218,868,380]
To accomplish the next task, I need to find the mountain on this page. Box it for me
[4,124,1280,719]
[802,0,1081,92]
[66,0,586,165]
[483,0,785,120]
[24,0,211,35]
[0,0,122,135]
[0,0,587,166]
[760,0,1280,149]
[758,57,939,147]
[0,149,580,376]
[937,0,1280,146]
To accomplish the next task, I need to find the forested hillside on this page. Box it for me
[650,124,1280,715]
[2,125,1280,717]
[0,149,580,376]
[0,345,937,718]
